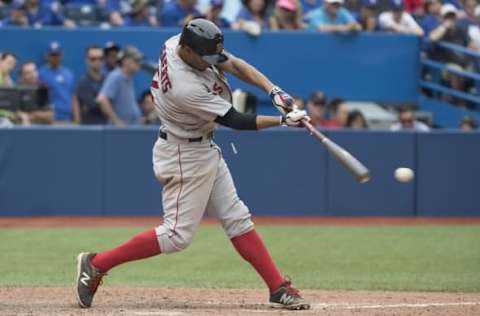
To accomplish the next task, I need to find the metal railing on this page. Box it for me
[420,40,480,106]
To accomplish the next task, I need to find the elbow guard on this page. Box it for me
[215,106,257,130]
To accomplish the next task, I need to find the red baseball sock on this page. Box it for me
[91,229,161,272]
[231,229,284,293]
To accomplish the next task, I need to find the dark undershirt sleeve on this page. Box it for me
[214,106,258,130]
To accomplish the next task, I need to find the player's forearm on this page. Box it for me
[256,115,282,129]
[222,56,274,93]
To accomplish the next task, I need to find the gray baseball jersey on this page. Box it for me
[150,35,254,254]
[151,34,233,139]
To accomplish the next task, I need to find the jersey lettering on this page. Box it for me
[213,82,223,96]
[160,47,173,93]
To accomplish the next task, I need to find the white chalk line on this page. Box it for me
[311,301,480,310]
[129,301,480,314]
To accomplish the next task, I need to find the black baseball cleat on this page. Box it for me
[270,278,310,310]
[75,252,107,308]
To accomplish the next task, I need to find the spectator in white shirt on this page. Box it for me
[390,106,430,131]
[379,0,424,36]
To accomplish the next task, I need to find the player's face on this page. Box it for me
[187,48,210,71]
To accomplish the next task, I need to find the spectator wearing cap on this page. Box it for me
[269,0,305,30]
[307,0,362,33]
[429,4,478,107]
[16,61,54,124]
[96,46,143,126]
[103,41,120,74]
[73,45,106,125]
[0,2,28,27]
[355,0,381,32]
[123,0,158,26]
[205,0,231,28]
[421,0,442,35]
[232,0,270,32]
[106,0,131,26]
[459,116,478,130]
[24,0,76,27]
[160,0,201,27]
[39,41,79,124]
[345,110,368,129]
[390,106,430,131]
[306,90,328,127]
[0,52,16,87]
[379,0,424,35]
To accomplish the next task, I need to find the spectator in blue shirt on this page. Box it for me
[96,46,143,126]
[308,0,362,32]
[160,0,201,27]
[421,0,442,35]
[106,0,131,26]
[1,2,29,27]
[39,41,79,124]
[205,0,231,28]
[123,0,158,26]
[355,0,381,32]
[103,41,121,74]
[25,0,76,27]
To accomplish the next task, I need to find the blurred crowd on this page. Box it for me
[0,38,477,130]
[0,41,159,127]
[0,0,479,130]
[0,0,477,36]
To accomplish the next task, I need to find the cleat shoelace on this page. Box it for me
[89,271,107,294]
[283,278,300,297]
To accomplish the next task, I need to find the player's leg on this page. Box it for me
[206,156,310,310]
[76,140,218,308]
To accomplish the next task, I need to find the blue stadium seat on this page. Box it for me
[63,4,104,27]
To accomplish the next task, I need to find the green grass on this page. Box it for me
[0,225,479,292]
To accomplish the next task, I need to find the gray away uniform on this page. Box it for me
[150,35,254,254]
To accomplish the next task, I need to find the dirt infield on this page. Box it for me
[1,287,479,316]
[1,216,480,228]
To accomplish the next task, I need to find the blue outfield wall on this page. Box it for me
[0,28,420,108]
[1,127,479,216]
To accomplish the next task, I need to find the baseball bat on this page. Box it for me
[303,120,371,183]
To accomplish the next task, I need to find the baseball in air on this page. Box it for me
[394,168,414,182]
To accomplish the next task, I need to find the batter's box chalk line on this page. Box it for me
[311,301,480,310]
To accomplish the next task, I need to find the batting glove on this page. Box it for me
[269,86,294,114]
[281,109,309,127]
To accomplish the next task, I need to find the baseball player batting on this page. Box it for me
[76,18,310,311]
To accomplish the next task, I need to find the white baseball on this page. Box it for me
[394,168,414,182]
